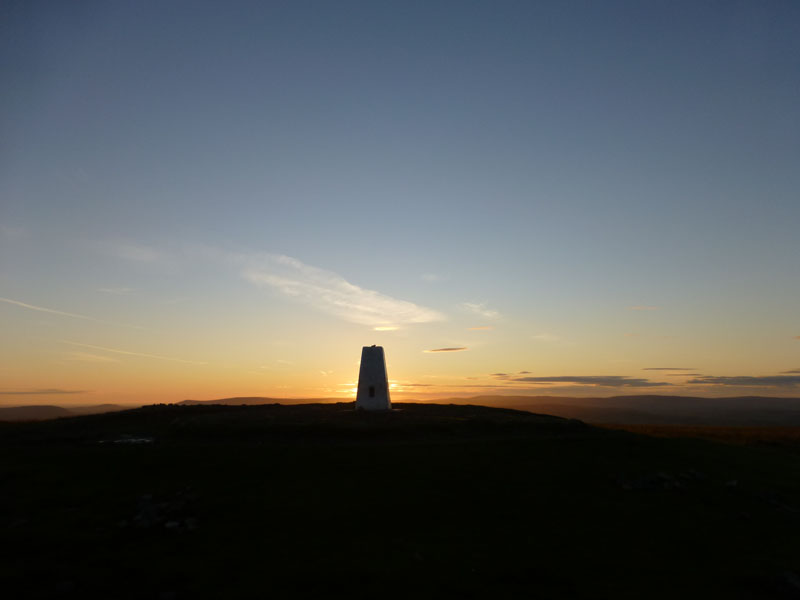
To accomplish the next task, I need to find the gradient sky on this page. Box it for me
[2,1,799,405]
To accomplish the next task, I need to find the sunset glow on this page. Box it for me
[1,2,799,407]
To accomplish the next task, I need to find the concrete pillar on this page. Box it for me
[355,345,391,411]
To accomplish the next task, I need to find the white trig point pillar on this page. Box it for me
[355,345,391,411]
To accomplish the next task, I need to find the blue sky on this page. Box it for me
[1,1,799,403]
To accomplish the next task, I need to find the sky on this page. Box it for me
[1,0,799,405]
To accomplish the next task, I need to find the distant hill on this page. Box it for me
[441,395,800,426]
[178,394,800,425]
[5,395,800,425]
[178,396,338,406]
[68,403,130,416]
[0,405,74,421]
[0,403,128,422]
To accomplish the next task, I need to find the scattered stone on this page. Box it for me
[7,516,29,528]
[616,472,684,491]
[134,495,161,528]
[678,469,707,481]
[784,571,800,591]
[114,436,154,444]
[128,490,199,532]
[757,491,799,513]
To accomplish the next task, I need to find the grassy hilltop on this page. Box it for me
[2,402,800,599]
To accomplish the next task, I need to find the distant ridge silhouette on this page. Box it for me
[0,404,128,422]
[4,395,800,425]
[177,397,338,406]
[177,395,800,426]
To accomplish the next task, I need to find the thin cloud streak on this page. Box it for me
[0,297,141,329]
[532,333,559,342]
[628,306,660,311]
[511,375,669,388]
[242,254,443,327]
[64,351,121,363]
[0,297,105,321]
[0,388,87,395]
[460,302,500,319]
[688,375,800,387]
[424,347,468,353]
[61,341,206,365]
[101,241,162,262]
[643,367,696,371]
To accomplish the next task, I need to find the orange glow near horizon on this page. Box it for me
[2,291,799,406]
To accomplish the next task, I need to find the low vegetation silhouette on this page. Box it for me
[2,402,800,598]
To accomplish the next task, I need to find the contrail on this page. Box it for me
[0,297,142,329]
[61,340,206,365]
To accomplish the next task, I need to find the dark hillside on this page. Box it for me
[0,405,72,421]
[2,403,799,599]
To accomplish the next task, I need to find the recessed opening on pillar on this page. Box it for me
[355,345,391,411]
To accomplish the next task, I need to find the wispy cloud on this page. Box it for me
[374,326,399,331]
[460,302,500,319]
[624,333,674,339]
[424,347,468,353]
[688,375,800,388]
[643,367,696,371]
[421,273,440,282]
[532,333,559,342]
[512,375,669,388]
[0,225,27,240]
[97,287,134,295]
[783,369,800,374]
[0,388,87,395]
[628,306,660,311]
[242,254,443,327]
[1,297,102,321]
[468,326,494,331]
[64,351,121,363]
[101,242,161,262]
[61,341,206,365]
[0,297,141,329]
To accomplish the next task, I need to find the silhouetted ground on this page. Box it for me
[599,424,800,454]
[2,403,799,599]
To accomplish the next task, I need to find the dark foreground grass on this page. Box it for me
[598,423,800,452]
[2,403,799,599]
